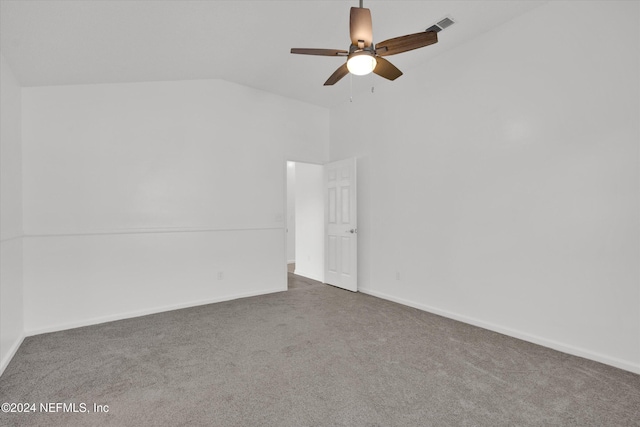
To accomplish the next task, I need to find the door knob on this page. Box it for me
[347,229,357,234]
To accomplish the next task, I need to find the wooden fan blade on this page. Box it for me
[324,63,349,86]
[375,31,438,56]
[350,7,373,47]
[291,48,349,56]
[373,57,403,81]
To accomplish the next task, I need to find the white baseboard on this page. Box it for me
[359,287,640,375]
[25,287,285,337]
[292,268,323,283]
[0,333,25,378]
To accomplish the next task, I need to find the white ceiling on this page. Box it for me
[0,0,546,108]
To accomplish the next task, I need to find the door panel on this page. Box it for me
[328,236,338,273]
[328,188,337,224]
[324,158,357,292]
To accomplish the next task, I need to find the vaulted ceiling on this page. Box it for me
[0,0,545,107]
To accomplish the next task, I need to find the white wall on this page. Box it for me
[330,1,639,373]
[22,79,329,334]
[0,52,24,375]
[286,161,296,263]
[294,163,324,282]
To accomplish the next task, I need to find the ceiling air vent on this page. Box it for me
[426,16,455,33]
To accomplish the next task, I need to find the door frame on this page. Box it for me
[282,158,325,289]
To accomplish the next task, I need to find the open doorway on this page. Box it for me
[286,161,325,290]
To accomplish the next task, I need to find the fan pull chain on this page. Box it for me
[350,73,353,103]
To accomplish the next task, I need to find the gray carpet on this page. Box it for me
[1,274,639,426]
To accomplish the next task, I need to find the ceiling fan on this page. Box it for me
[291,0,438,86]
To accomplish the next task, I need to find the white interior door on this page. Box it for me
[324,158,357,292]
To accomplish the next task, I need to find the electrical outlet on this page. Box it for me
[217,271,224,280]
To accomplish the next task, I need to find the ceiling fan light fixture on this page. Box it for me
[291,2,439,85]
[347,52,377,76]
